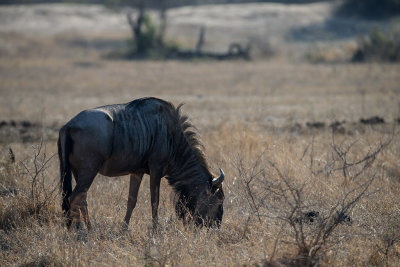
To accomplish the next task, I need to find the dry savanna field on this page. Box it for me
[1,3,400,266]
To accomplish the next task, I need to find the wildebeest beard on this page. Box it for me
[172,181,224,228]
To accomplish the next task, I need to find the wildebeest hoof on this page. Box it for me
[76,231,88,242]
[73,222,83,231]
[120,222,129,233]
[74,224,88,242]
[147,223,160,236]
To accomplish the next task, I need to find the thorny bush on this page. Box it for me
[232,130,391,266]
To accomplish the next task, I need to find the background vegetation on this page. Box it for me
[337,0,400,19]
[1,1,400,266]
[353,28,400,62]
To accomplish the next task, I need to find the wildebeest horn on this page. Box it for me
[212,168,225,187]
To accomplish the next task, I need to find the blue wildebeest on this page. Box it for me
[58,97,225,229]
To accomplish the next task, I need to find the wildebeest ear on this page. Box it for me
[212,168,224,188]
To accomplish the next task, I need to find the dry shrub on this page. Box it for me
[0,142,60,231]
[0,147,18,191]
[206,124,397,266]
[368,211,400,266]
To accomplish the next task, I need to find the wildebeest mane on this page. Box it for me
[126,97,211,190]
[168,102,212,192]
[176,103,209,170]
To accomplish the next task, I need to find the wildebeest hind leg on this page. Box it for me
[80,196,91,230]
[69,171,97,230]
[123,172,144,228]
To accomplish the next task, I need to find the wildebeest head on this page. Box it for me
[175,169,225,228]
[193,169,225,228]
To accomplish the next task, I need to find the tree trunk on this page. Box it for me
[127,2,146,55]
[158,0,167,47]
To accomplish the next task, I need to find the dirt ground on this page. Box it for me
[0,2,400,266]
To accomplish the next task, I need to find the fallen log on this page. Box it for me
[168,26,251,60]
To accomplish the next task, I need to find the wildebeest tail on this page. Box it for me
[58,126,73,217]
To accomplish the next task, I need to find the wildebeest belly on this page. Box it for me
[99,155,149,176]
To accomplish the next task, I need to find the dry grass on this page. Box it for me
[1,32,400,128]
[1,18,400,266]
[1,124,399,266]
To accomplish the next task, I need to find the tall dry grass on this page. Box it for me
[1,124,399,266]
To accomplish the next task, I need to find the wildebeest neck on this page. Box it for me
[165,113,212,195]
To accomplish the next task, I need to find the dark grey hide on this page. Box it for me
[58,97,225,229]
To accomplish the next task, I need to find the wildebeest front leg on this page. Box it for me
[150,168,162,228]
[123,172,144,227]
